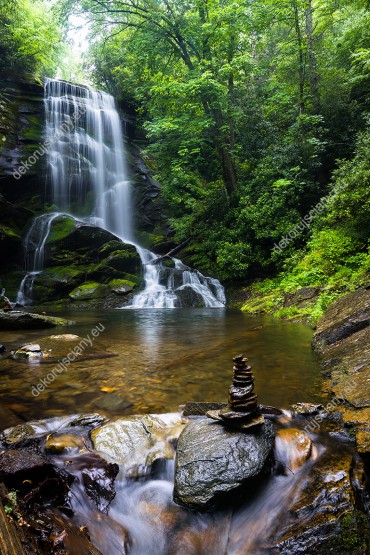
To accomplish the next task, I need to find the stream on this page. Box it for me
[1,311,361,555]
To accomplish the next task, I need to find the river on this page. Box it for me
[0,309,322,428]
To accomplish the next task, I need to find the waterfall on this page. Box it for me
[16,212,62,305]
[17,78,225,308]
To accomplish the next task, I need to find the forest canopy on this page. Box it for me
[2,0,369,303]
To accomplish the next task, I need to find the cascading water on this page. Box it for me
[16,212,62,305]
[17,78,225,308]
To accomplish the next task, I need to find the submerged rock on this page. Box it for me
[0,310,74,330]
[274,428,313,473]
[93,394,133,412]
[174,418,274,509]
[91,413,186,475]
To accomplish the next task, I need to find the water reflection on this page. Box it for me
[0,309,323,428]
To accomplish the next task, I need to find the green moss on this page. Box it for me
[69,281,110,300]
[47,216,76,244]
[49,266,83,279]
[109,278,136,288]
[135,231,165,250]
[22,114,43,142]
[336,511,369,552]
[108,278,136,294]
[0,225,21,240]
[240,237,369,324]
[98,240,126,255]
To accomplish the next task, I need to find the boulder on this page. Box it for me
[0,310,74,330]
[69,282,110,301]
[108,278,135,295]
[173,418,274,509]
[91,413,186,476]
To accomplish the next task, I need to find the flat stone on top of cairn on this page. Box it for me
[207,354,265,430]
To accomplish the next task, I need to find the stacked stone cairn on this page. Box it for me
[207,354,265,429]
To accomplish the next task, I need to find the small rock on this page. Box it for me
[93,394,133,412]
[45,433,85,454]
[292,402,324,416]
[0,423,37,445]
[69,413,106,428]
[11,343,44,361]
[0,344,6,353]
[49,334,80,340]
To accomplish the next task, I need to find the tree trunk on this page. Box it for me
[293,1,305,114]
[305,0,320,112]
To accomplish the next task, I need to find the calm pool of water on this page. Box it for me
[0,309,323,428]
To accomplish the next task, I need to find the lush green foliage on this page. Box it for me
[66,0,370,291]
[4,0,368,308]
[241,124,370,322]
[0,0,63,77]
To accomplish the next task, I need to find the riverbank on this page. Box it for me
[233,280,370,454]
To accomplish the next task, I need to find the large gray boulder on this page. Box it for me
[174,418,274,509]
[91,413,186,476]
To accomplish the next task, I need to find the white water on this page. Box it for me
[16,212,62,304]
[17,78,225,308]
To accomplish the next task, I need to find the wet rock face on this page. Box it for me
[174,418,274,509]
[313,287,370,350]
[269,445,369,555]
[61,452,119,513]
[312,287,370,454]
[0,78,46,291]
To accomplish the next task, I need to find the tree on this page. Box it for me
[0,0,63,77]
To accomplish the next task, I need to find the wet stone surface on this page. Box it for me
[174,417,274,509]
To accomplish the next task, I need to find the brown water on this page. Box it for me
[0,309,323,428]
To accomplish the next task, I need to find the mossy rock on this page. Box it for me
[46,215,77,244]
[69,282,110,301]
[108,278,136,295]
[29,266,85,303]
[98,240,126,255]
